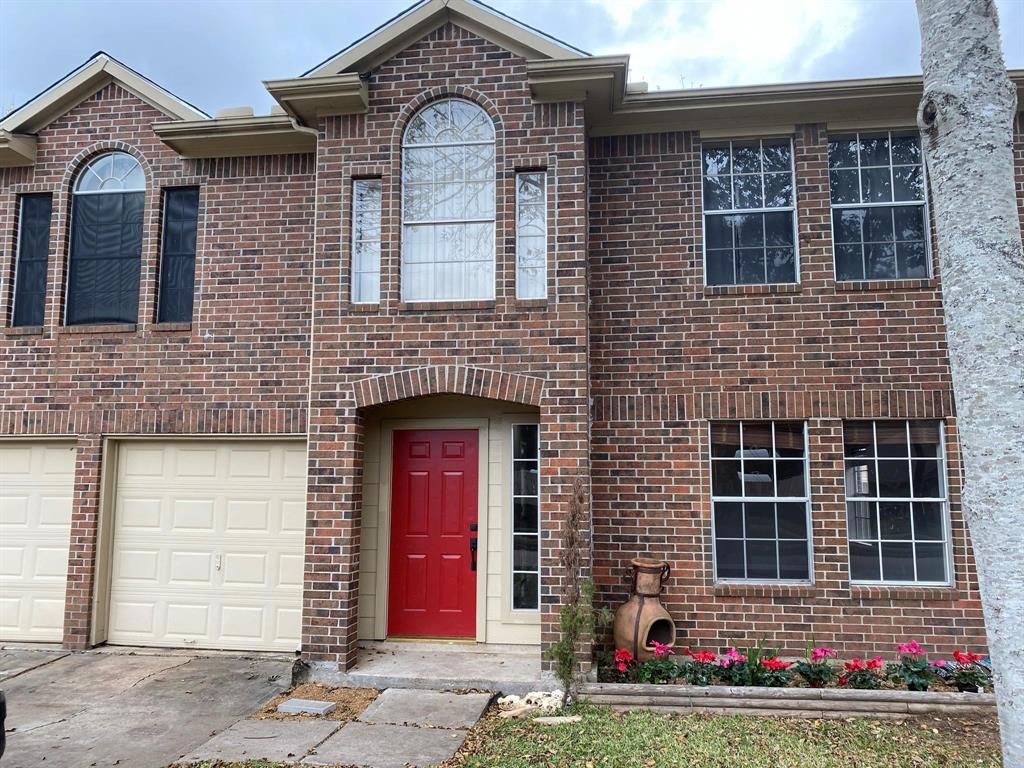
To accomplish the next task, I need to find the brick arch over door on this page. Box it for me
[352,366,544,408]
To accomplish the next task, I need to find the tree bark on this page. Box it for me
[916,0,1024,761]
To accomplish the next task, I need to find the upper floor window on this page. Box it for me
[711,421,811,582]
[702,139,797,286]
[402,98,495,302]
[157,187,200,323]
[12,194,53,327]
[67,152,145,325]
[829,131,928,281]
[844,421,949,584]
[351,178,382,304]
[515,171,547,300]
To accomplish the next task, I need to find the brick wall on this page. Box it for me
[587,125,986,657]
[301,23,590,667]
[0,83,314,646]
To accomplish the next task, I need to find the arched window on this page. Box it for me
[402,98,495,301]
[66,152,145,325]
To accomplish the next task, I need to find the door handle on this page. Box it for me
[469,536,478,571]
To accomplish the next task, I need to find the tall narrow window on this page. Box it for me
[157,187,199,323]
[511,424,540,610]
[402,98,495,302]
[351,178,382,304]
[844,421,949,584]
[67,152,145,325]
[515,171,546,299]
[12,194,52,327]
[702,139,797,286]
[711,422,811,581]
[829,131,928,281]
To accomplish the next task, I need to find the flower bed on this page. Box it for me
[592,640,995,717]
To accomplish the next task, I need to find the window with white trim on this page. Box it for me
[515,171,546,299]
[711,422,811,581]
[702,139,797,286]
[351,178,382,304]
[844,421,949,584]
[511,424,540,610]
[401,98,495,302]
[828,131,929,281]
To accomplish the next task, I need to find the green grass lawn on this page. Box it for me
[455,705,1002,768]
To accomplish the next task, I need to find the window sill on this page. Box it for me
[58,323,137,335]
[3,325,44,337]
[149,322,192,332]
[399,300,496,312]
[713,582,816,598]
[512,298,550,310]
[703,283,802,297]
[850,584,960,601]
[834,278,938,292]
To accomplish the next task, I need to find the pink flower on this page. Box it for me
[652,641,675,658]
[930,659,946,668]
[719,647,747,667]
[896,640,925,656]
[810,647,837,662]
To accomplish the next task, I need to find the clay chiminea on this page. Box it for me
[612,558,676,662]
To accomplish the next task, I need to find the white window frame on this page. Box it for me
[827,130,933,282]
[510,422,541,612]
[843,420,952,587]
[514,170,547,300]
[709,421,814,584]
[400,98,496,303]
[700,137,800,287]
[350,178,382,305]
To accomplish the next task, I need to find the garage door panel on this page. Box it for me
[108,441,306,652]
[0,442,75,642]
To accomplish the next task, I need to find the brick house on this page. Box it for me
[2,0,1020,673]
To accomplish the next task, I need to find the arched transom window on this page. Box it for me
[402,98,495,301]
[67,152,145,325]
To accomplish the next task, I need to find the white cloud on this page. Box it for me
[588,0,864,90]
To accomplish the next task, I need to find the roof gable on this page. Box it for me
[302,0,587,78]
[0,52,208,134]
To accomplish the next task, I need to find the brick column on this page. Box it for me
[62,433,103,649]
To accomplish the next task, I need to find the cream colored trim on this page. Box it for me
[826,117,920,132]
[264,74,368,127]
[153,115,317,158]
[99,433,307,440]
[375,418,490,642]
[0,53,207,134]
[303,0,584,79]
[0,130,37,167]
[698,125,796,140]
[90,439,119,646]
[500,415,542,625]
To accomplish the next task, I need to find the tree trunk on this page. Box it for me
[916,0,1024,761]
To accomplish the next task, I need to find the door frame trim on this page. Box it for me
[376,418,490,643]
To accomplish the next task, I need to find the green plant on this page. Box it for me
[839,657,885,689]
[714,640,790,687]
[636,642,679,684]
[544,477,610,703]
[886,641,936,691]
[679,649,717,685]
[948,650,991,691]
[793,646,838,688]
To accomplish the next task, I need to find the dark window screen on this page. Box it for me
[157,187,199,323]
[13,194,53,327]
[67,191,144,325]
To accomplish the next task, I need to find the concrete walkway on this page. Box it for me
[179,688,493,767]
[0,645,292,768]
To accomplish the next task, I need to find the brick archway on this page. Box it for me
[353,365,544,409]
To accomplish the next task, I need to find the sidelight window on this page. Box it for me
[511,424,540,610]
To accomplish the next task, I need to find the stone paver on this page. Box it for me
[278,697,337,715]
[359,688,491,729]
[303,721,468,768]
[179,719,339,766]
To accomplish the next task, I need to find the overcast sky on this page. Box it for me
[2,0,1023,118]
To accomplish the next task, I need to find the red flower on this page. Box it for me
[690,650,717,664]
[760,657,793,671]
[953,649,982,665]
[838,675,849,686]
[614,647,634,672]
[867,656,884,670]
[844,658,866,672]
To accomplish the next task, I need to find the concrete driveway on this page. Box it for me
[1,645,293,768]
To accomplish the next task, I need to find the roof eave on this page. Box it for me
[0,130,37,168]
[153,115,317,158]
[264,74,368,127]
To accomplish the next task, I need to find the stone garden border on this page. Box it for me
[581,682,996,719]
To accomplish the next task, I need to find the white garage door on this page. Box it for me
[107,440,306,652]
[0,442,76,642]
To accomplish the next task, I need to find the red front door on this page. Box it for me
[388,429,478,638]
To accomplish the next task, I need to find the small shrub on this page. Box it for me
[946,649,991,692]
[839,656,885,689]
[756,656,794,687]
[636,642,679,684]
[679,649,718,686]
[793,646,838,688]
